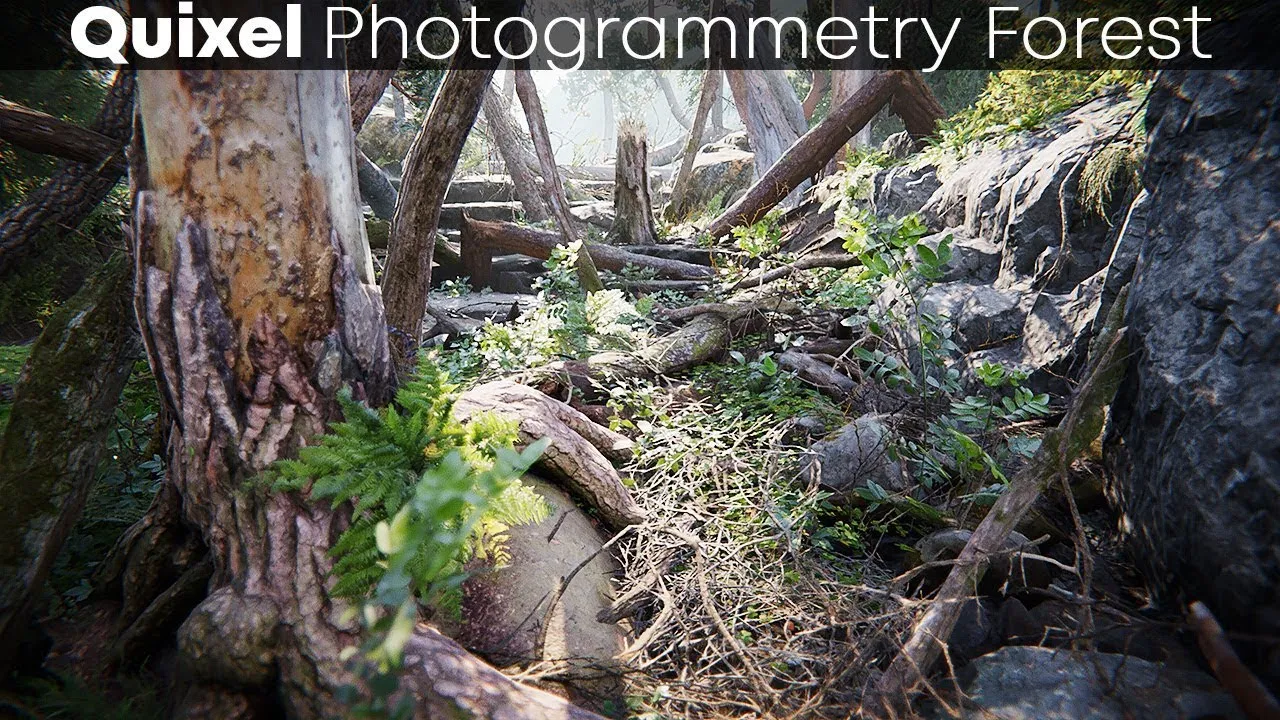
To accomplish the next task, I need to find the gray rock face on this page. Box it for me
[666,143,755,218]
[937,647,1245,720]
[1105,69,1280,683]
[921,283,1030,353]
[458,477,625,675]
[921,231,1001,285]
[808,414,907,497]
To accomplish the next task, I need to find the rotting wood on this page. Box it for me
[706,71,904,239]
[452,381,645,530]
[460,216,715,288]
[865,306,1131,718]
[608,118,658,246]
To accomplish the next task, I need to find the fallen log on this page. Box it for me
[778,350,857,399]
[1188,601,1280,720]
[0,99,126,173]
[460,216,715,289]
[864,303,1131,718]
[731,252,861,291]
[705,70,904,239]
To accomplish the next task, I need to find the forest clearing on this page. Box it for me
[0,2,1276,718]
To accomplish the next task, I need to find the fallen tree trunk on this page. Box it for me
[731,251,861,290]
[778,350,857,399]
[383,63,500,370]
[892,70,946,138]
[460,216,715,289]
[0,99,126,173]
[514,67,603,292]
[706,70,904,239]
[0,70,134,275]
[355,147,397,220]
[0,255,141,675]
[865,309,1131,718]
[608,119,658,246]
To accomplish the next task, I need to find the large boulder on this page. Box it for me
[665,137,755,219]
[457,477,626,681]
[807,414,907,497]
[933,647,1245,720]
[1105,69,1280,684]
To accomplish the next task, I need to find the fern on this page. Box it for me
[267,355,550,605]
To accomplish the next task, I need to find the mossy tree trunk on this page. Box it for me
[131,68,589,719]
[0,255,141,676]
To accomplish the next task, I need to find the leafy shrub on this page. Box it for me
[269,357,549,609]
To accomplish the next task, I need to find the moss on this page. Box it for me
[0,343,33,434]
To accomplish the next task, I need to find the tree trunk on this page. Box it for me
[0,99,126,173]
[460,216,713,289]
[892,70,947,138]
[481,87,548,222]
[725,69,810,209]
[608,119,657,246]
[707,70,903,239]
[0,70,134,276]
[801,70,829,122]
[0,255,140,676]
[356,147,398,220]
[132,67,594,720]
[345,0,441,132]
[666,65,724,221]
[513,67,604,292]
[382,64,499,371]
[654,71,692,130]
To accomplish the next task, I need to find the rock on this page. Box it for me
[808,414,907,497]
[948,598,1001,663]
[438,201,521,229]
[713,131,752,153]
[568,201,615,229]
[921,230,1002,285]
[938,647,1244,720]
[921,282,1029,353]
[915,529,1051,596]
[458,477,626,681]
[666,144,755,219]
[445,175,517,204]
[880,131,921,162]
[1019,270,1105,392]
[869,160,942,220]
[1105,68,1280,685]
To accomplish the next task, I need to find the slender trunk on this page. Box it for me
[666,65,723,221]
[828,0,875,166]
[0,70,134,276]
[513,67,604,292]
[0,99,125,172]
[481,88,548,222]
[392,86,406,126]
[0,256,140,676]
[801,70,829,121]
[608,119,658,246]
[654,71,692,130]
[382,64,499,371]
[707,70,903,238]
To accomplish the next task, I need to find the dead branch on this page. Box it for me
[778,350,857,399]
[865,309,1131,717]
[731,252,861,291]
[1188,601,1280,720]
[0,99,126,172]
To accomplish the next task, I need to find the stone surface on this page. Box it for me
[808,414,907,497]
[458,477,625,674]
[921,230,1002,285]
[921,282,1029,353]
[445,175,518,204]
[666,141,756,218]
[1105,69,1280,684]
[937,647,1245,720]
[915,529,1050,596]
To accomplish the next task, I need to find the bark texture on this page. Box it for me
[0,70,134,275]
[382,65,498,370]
[666,65,723,221]
[355,147,398,220]
[132,68,590,719]
[892,70,947,138]
[514,67,604,291]
[608,119,658,246]
[481,87,548,222]
[706,71,903,239]
[0,99,126,172]
[0,255,140,675]
[460,216,714,290]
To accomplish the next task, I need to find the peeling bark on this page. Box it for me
[608,119,658,246]
[0,255,141,675]
[132,67,590,719]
